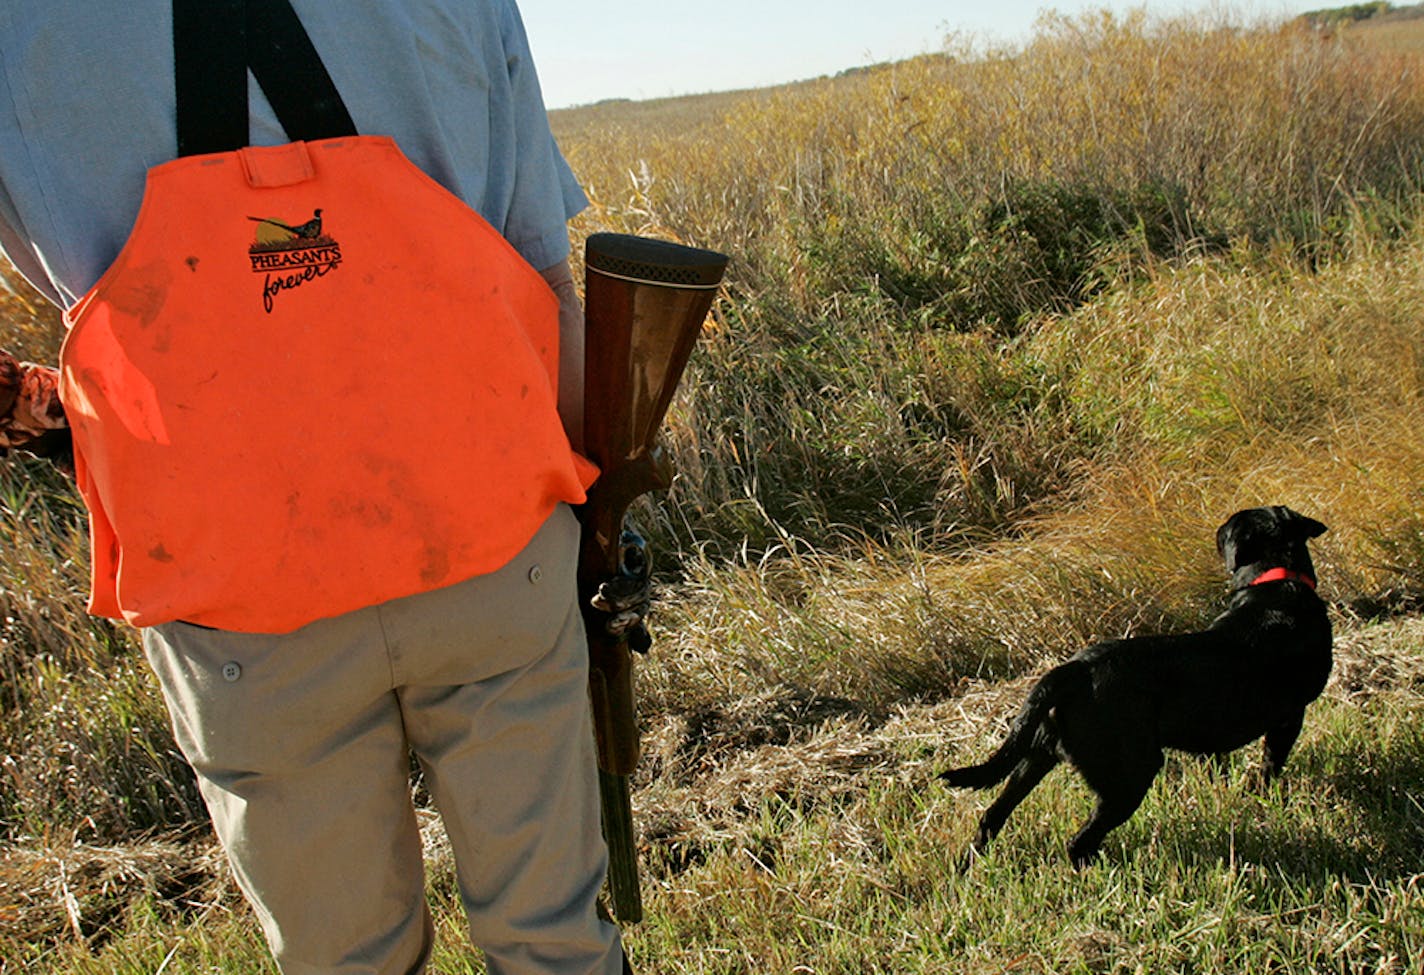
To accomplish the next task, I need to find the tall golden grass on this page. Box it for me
[553,8,1424,715]
[559,9,1424,301]
[551,10,1424,566]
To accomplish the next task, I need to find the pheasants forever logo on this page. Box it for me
[247,208,342,313]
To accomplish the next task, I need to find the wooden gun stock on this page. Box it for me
[576,234,728,923]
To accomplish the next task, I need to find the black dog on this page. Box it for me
[940,506,1332,866]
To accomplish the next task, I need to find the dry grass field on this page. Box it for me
[1347,4,1424,52]
[4,5,1424,973]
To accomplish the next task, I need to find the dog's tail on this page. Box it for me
[938,660,1090,789]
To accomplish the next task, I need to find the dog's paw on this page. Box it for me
[1067,839,1102,869]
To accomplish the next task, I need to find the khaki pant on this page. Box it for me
[143,505,623,975]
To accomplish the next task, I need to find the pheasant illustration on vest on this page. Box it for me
[247,207,343,313]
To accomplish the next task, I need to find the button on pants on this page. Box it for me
[142,505,623,975]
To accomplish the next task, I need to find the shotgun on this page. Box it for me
[576,233,728,923]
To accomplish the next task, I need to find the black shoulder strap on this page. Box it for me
[174,0,358,157]
[174,0,248,157]
[245,1,358,145]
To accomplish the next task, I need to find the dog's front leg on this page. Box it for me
[1260,712,1305,783]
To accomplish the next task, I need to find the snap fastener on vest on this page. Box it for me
[528,565,543,584]
[221,661,242,682]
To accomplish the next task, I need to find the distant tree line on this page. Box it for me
[1298,2,1422,26]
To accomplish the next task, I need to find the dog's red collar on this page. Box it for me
[1249,567,1316,590]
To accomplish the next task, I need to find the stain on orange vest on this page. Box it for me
[59,137,596,633]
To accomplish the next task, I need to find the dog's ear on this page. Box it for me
[1277,506,1327,539]
[1217,509,1251,559]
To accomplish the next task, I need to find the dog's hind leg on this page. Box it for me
[960,748,1059,870]
[942,661,1090,791]
[1066,754,1162,868]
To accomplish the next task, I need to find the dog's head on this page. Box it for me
[1216,505,1327,587]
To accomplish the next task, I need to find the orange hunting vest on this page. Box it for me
[56,4,595,632]
[59,137,596,633]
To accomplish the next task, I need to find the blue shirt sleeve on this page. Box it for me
[497,0,588,270]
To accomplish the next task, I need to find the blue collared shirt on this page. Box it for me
[0,0,586,308]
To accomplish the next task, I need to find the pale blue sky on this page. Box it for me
[522,1,1334,109]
